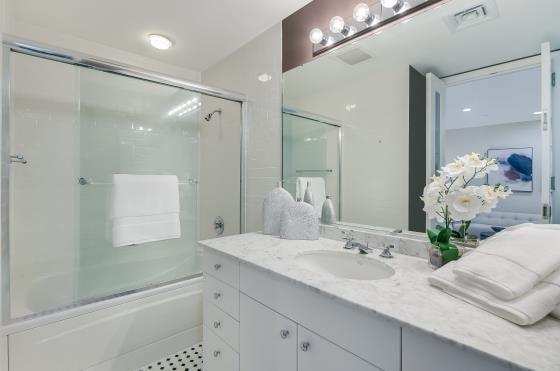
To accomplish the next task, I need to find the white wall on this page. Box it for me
[446,121,542,214]
[284,63,410,230]
[202,24,283,232]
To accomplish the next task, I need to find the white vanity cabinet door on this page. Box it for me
[298,326,382,371]
[402,327,518,371]
[239,294,297,371]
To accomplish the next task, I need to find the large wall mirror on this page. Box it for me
[282,0,559,237]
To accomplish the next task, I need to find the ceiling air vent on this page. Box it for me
[335,48,372,65]
[453,4,492,30]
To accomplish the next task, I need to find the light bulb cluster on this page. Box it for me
[168,97,201,117]
[309,0,411,46]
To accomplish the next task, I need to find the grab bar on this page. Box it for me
[78,177,198,185]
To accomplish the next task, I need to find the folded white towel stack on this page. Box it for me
[111,174,181,247]
[296,177,326,217]
[429,223,560,325]
[430,261,560,326]
[453,224,560,300]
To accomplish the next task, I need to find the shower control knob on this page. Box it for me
[214,263,222,270]
[301,341,310,352]
[213,321,221,329]
[280,329,290,339]
[213,350,221,358]
[213,292,222,300]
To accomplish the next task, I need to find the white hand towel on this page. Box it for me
[430,262,560,326]
[296,177,326,217]
[452,224,560,300]
[111,174,181,247]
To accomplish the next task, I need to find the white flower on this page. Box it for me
[440,160,470,178]
[476,185,499,213]
[445,187,484,221]
[421,181,444,222]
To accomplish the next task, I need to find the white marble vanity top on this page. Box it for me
[199,233,560,371]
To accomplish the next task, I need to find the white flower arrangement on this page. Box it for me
[421,153,512,263]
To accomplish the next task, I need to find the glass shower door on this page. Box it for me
[5,50,242,320]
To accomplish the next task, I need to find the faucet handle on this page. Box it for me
[379,244,395,258]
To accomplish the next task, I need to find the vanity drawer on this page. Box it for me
[203,248,240,288]
[204,274,239,319]
[204,301,240,352]
[204,325,239,371]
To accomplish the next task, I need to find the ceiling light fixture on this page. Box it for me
[462,108,472,112]
[381,0,410,14]
[148,34,173,50]
[353,3,380,26]
[329,16,355,37]
[533,111,542,115]
[258,73,273,82]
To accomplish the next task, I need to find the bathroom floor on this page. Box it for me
[138,343,203,371]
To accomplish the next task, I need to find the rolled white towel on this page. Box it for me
[453,224,560,300]
[430,262,560,326]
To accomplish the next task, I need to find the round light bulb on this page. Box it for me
[329,16,346,34]
[309,28,324,44]
[380,0,399,8]
[353,3,371,22]
[396,1,411,14]
[148,34,173,50]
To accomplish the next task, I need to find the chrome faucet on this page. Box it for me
[379,244,395,259]
[341,230,373,254]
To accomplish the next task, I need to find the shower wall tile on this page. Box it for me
[202,23,283,233]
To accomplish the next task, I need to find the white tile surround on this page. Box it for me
[202,24,283,233]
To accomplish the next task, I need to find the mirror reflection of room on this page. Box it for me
[283,0,559,236]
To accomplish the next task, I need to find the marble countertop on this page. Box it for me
[199,233,560,371]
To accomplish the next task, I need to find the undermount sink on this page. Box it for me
[295,250,395,281]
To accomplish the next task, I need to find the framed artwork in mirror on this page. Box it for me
[487,147,533,192]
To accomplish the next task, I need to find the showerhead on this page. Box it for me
[204,109,222,122]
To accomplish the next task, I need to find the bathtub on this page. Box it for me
[2,275,203,371]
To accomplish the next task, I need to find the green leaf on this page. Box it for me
[451,230,461,238]
[437,228,452,244]
[427,229,438,244]
[436,224,445,232]
[441,246,459,263]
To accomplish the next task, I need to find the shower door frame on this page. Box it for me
[281,107,343,220]
[0,37,248,324]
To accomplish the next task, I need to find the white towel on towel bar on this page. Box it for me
[452,224,560,300]
[430,261,560,326]
[111,174,181,247]
[296,177,326,217]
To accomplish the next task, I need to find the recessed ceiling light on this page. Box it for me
[462,108,472,112]
[148,34,173,50]
[533,111,542,115]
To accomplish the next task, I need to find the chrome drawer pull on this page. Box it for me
[213,321,221,329]
[301,341,310,352]
[213,292,222,300]
[214,263,222,270]
[280,329,290,339]
[213,350,221,358]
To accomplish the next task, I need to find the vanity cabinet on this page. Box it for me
[203,245,520,371]
[239,294,297,371]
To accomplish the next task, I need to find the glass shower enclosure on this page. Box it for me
[2,46,244,321]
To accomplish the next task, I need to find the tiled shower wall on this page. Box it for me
[202,24,283,232]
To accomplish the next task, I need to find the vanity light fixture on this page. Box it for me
[353,3,380,26]
[381,0,411,14]
[258,73,273,82]
[148,34,173,50]
[309,28,329,45]
[462,108,472,112]
[329,16,356,37]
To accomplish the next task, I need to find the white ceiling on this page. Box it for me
[10,0,312,71]
[284,0,560,99]
[445,67,541,130]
